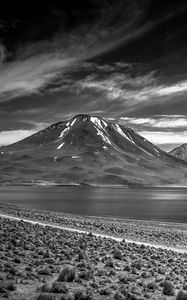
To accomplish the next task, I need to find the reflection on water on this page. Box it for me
[0,186,187,223]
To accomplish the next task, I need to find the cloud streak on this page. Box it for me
[120,116,187,129]
[139,131,187,146]
[120,115,187,150]
[0,54,77,100]
[0,0,147,102]
[0,1,186,103]
[68,64,187,114]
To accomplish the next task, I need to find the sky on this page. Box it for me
[0,0,187,151]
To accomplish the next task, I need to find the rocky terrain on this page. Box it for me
[0,203,187,299]
[0,215,187,300]
[1,114,187,186]
[0,203,187,251]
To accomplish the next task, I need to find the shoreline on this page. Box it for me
[0,198,187,228]
[79,213,187,228]
[1,183,187,188]
[1,201,187,230]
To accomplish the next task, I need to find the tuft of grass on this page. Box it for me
[74,290,92,300]
[37,293,62,300]
[0,280,16,292]
[100,287,112,296]
[78,270,93,281]
[113,291,125,300]
[57,266,76,282]
[162,281,175,296]
[50,281,68,293]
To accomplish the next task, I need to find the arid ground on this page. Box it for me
[0,203,187,300]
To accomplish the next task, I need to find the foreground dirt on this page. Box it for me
[0,217,187,300]
[0,206,187,299]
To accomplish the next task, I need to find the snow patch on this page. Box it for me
[154,147,160,153]
[94,151,100,154]
[140,147,154,157]
[126,132,135,143]
[114,124,135,144]
[70,118,76,127]
[53,157,58,162]
[59,127,69,138]
[57,142,64,149]
[72,156,79,159]
[154,147,160,156]
[103,146,107,150]
[58,118,77,140]
[113,124,125,136]
[95,126,112,145]
[91,117,107,132]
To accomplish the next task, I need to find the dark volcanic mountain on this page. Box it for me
[1,114,187,186]
[169,144,187,162]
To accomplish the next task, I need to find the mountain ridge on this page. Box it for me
[170,143,187,162]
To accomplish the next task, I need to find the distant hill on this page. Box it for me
[169,143,187,162]
[1,114,187,186]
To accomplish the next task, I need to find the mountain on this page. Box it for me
[1,114,187,186]
[169,144,187,162]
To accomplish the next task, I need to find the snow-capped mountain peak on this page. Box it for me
[1,114,187,186]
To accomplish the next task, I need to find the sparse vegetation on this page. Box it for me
[50,281,68,293]
[162,281,175,296]
[57,266,76,282]
[74,290,92,300]
[0,204,186,299]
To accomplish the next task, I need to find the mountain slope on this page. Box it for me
[1,114,187,186]
[169,144,187,162]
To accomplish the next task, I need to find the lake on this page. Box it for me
[0,186,187,223]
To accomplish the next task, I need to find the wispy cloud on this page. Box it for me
[139,131,187,146]
[75,69,157,101]
[119,115,187,149]
[0,0,148,102]
[0,1,186,103]
[0,54,77,101]
[68,64,187,113]
[120,115,187,129]
[155,81,187,96]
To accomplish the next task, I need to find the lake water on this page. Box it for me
[0,186,187,223]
